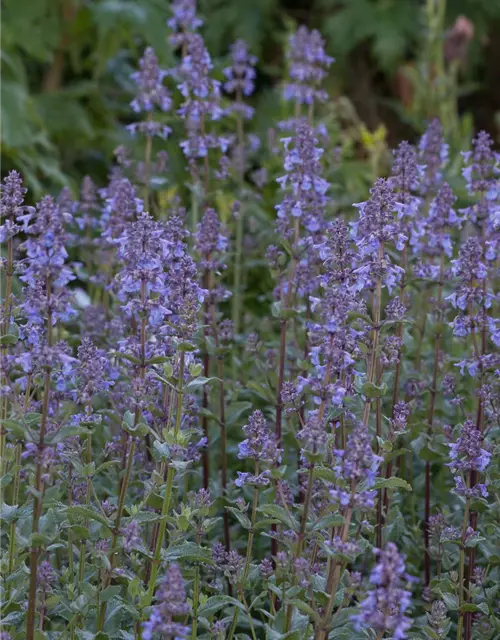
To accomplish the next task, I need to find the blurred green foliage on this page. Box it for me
[2,0,500,195]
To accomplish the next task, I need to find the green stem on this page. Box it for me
[145,351,185,606]
[191,533,201,640]
[228,462,260,640]
[97,436,136,630]
[285,463,315,631]
[457,496,471,640]
[7,442,22,577]
[0,227,14,468]
[27,283,53,640]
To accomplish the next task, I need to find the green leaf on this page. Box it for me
[0,502,21,524]
[312,513,346,531]
[258,504,297,530]
[164,542,214,565]
[1,419,27,438]
[47,425,91,444]
[185,376,220,391]
[418,446,442,462]
[226,401,252,425]
[199,595,246,617]
[226,506,251,530]
[290,599,320,621]
[1,80,34,148]
[101,585,122,602]
[0,473,13,488]
[362,382,388,398]
[440,592,458,611]
[64,505,111,528]
[313,467,336,483]
[372,477,412,491]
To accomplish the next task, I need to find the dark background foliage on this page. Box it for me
[2,0,500,196]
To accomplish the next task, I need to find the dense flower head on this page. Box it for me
[101,176,143,240]
[177,34,231,163]
[276,120,329,233]
[76,338,113,405]
[418,119,449,195]
[337,422,382,487]
[390,142,419,199]
[462,130,498,195]
[143,564,190,639]
[168,0,202,49]
[195,208,228,270]
[21,195,73,287]
[447,237,487,321]
[448,419,491,474]
[130,47,171,114]
[297,410,328,453]
[284,26,334,105]
[353,543,413,639]
[127,47,172,139]
[0,170,33,241]
[114,212,170,308]
[238,409,281,464]
[178,34,221,115]
[37,560,57,590]
[223,39,257,102]
[352,178,400,246]
[76,175,99,232]
[461,130,499,229]
[415,182,458,258]
[390,141,421,233]
[351,178,404,291]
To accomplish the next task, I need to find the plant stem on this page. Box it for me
[145,351,185,606]
[191,532,201,640]
[0,220,14,468]
[97,435,136,630]
[456,496,471,640]
[423,249,445,586]
[143,114,153,209]
[228,461,260,640]
[27,281,53,640]
[7,442,22,578]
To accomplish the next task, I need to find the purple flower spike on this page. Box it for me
[353,543,413,640]
[284,26,334,105]
[143,564,190,640]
